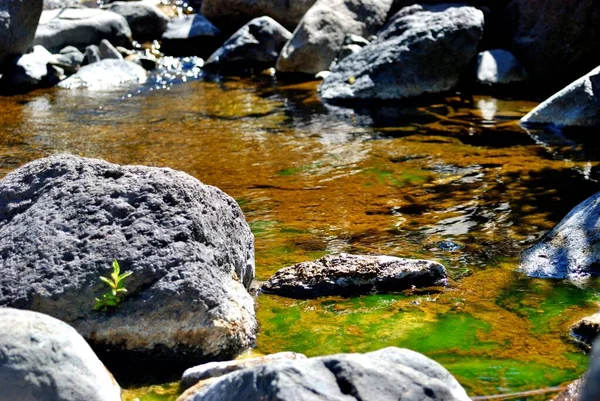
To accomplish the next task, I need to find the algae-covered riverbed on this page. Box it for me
[1,77,599,400]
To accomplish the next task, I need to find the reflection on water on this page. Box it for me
[2,77,600,399]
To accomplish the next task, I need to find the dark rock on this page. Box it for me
[205,16,291,73]
[201,0,316,33]
[0,0,44,70]
[103,1,169,42]
[519,190,600,280]
[0,154,257,363]
[475,49,528,85]
[34,8,132,53]
[520,66,600,128]
[161,14,221,58]
[84,44,101,64]
[318,4,484,101]
[276,0,394,75]
[571,313,600,352]
[178,347,470,401]
[579,339,600,401]
[0,45,57,87]
[0,308,121,401]
[57,58,145,88]
[262,253,447,298]
[181,352,307,390]
[504,0,600,89]
[98,39,123,60]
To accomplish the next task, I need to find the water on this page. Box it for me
[1,75,600,400]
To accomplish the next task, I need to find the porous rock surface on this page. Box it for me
[262,253,447,298]
[319,4,484,101]
[177,347,471,401]
[57,59,146,89]
[520,66,600,128]
[0,154,257,363]
[519,190,600,280]
[0,0,44,69]
[0,307,121,401]
[276,0,394,75]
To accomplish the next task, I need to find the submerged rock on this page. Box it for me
[57,59,146,89]
[519,190,600,280]
[262,253,447,298]
[181,352,307,390]
[205,16,291,73]
[0,154,257,363]
[319,4,484,101]
[161,14,221,57]
[571,313,600,351]
[0,0,43,69]
[520,66,600,128]
[475,49,528,85]
[178,347,470,401]
[0,308,121,401]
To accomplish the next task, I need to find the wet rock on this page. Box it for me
[0,154,257,363]
[318,4,484,101]
[0,0,43,69]
[56,46,85,67]
[0,45,58,87]
[0,308,121,401]
[276,0,394,75]
[519,190,600,280]
[205,16,291,73]
[84,44,101,64]
[262,253,447,298]
[181,352,307,390]
[553,378,583,401]
[571,313,600,351]
[520,66,600,128]
[161,14,221,57]
[34,8,132,53]
[579,339,600,401]
[178,347,470,401]
[98,39,123,60]
[475,49,528,85]
[57,58,145,89]
[201,0,316,33]
[103,1,169,42]
[344,34,370,47]
[505,0,600,88]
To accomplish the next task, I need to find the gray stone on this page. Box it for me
[343,34,369,47]
[519,190,600,280]
[201,0,316,33]
[504,0,600,88]
[43,0,80,9]
[276,0,394,75]
[84,44,101,64]
[34,8,132,53]
[161,14,221,57]
[0,0,43,69]
[57,58,145,88]
[553,378,583,401]
[0,154,256,363]
[262,253,447,298]
[178,347,470,401]
[54,45,84,73]
[337,44,362,62]
[205,16,291,72]
[318,4,484,101]
[98,39,123,60]
[579,339,600,401]
[571,313,600,352]
[476,49,528,85]
[103,1,169,42]
[181,352,307,390]
[0,45,56,87]
[520,66,600,128]
[0,308,121,401]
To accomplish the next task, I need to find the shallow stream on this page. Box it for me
[1,74,600,400]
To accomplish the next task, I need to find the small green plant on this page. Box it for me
[94,259,132,311]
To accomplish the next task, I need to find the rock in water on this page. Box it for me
[0,0,43,69]
[318,4,484,101]
[178,347,470,401]
[0,308,121,401]
[520,65,600,128]
[262,253,447,298]
[570,313,600,351]
[519,190,600,280]
[57,59,146,89]
[0,154,257,363]
[161,14,221,57]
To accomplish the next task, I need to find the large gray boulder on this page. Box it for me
[519,190,600,280]
[0,154,257,363]
[34,8,132,53]
[262,253,447,298]
[0,0,43,70]
[178,347,470,401]
[520,66,600,128]
[201,0,316,33]
[0,308,120,401]
[205,16,291,73]
[318,4,484,101]
[57,59,145,89]
[161,14,221,57]
[504,0,600,88]
[276,0,394,75]
[102,1,169,42]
